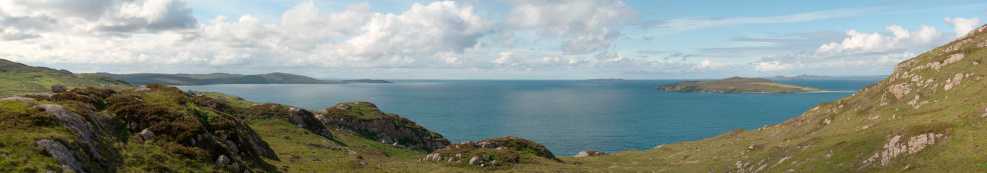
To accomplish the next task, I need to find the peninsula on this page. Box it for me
[660,77,822,93]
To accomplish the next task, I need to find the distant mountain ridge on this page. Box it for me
[89,72,391,85]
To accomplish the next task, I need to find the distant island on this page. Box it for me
[585,78,625,82]
[87,72,391,85]
[660,77,822,93]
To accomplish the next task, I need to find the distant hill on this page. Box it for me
[0,59,128,96]
[660,76,821,93]
[89,73,391,85]
[771,74,887,81]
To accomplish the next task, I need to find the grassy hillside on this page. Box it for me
[88,72,340,86]
[661,77,822,93]
[90,72,393,86]
[560,25,987,172]
[0,59,128,96]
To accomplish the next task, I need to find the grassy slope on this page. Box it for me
[0,60,128,96]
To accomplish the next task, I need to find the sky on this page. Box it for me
[1,0,985,79]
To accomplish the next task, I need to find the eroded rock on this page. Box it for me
[944,73,965,91]
[888,83,911,100]
[863,133,945,167]
[35,139,87,173]
[319,102,449,151]
[36,104,119,170]
[575,150,607,157]
[248,104,334,140]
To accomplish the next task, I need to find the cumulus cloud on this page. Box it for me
[944,17,981,37]
[0,27,38,40]
[0,0,198,34]
[505,0,635,54]
[1,0,491,69]
[816,25,943,54]
[693,58,726,70]
[753,61,793,72]
[651,8,868,32]
[333,1,491,61]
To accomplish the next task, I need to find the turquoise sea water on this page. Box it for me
[180,79,876,156]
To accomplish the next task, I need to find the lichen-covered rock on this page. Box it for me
[35,139,88,173]
[574,150,607,157]
[944,73,965,91]
[887,83,911,100]
[863,133,945,167]
[36,104,120,171]
[51,85,67,93]
[319,102,449,151]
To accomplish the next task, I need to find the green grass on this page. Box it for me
[0,100,76,172]
[0,71,128,97]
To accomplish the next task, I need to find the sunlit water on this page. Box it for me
[180,79,876,155]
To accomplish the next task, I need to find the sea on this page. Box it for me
[179,79,877,156]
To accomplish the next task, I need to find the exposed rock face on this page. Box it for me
[36,104,120,171]
[887,83,911,100]
[319,102,449,151]
[33,86,279,172]
[247,104,334,140]
[943,73,965,91]
[51,85,67,93]
[36,139,88,173]
[863,133,945,167]
[423,136,558,168]
[574,150,607,157]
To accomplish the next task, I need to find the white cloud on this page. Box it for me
[0,27,38,40]
[693,58,726,70]
[0,0,198,34]
[0,0,491,69]
[333,1,491,61]
[651,8,868,32]
[505,0,635,54]
[944,17,981,37]
[753,61,793,72]
[816,25,942,54]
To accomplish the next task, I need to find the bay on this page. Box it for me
[180,79,875,155]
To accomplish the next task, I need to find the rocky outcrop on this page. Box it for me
[423,136,558,168]
[36,104,120,171]
[106,87,279,169]
[30,86,280,172]
[863,133,945,167]
[575,150,607,157]
[36,139,88,173]
[318,102,449,151]
[247,103,334,140]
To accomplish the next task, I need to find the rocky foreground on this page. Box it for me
[0,85,561,172]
